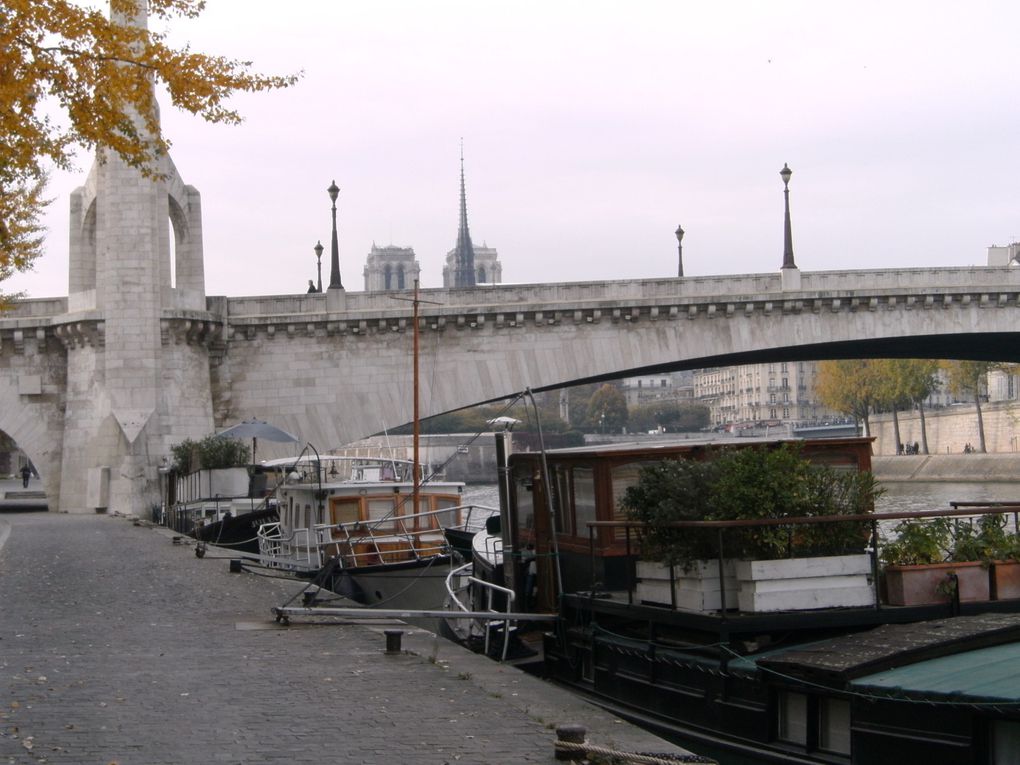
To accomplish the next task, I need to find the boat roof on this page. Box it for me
[742,613,1020,703]
[260,454,414,468]
[513,435,873,460]
[851,641,1020,703]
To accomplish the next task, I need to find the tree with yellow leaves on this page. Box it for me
[0,0,298,297]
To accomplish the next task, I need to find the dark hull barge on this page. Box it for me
[459,436,1020,765]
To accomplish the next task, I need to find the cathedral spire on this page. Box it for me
[453,141,476,288]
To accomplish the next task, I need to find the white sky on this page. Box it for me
[9,0,1020,298]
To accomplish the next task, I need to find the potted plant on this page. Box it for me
[171,435,251,501]
[708,446,878,612]
[623,458,737,610]
[623,444,882,613]
[881,517,991,606]
[955,514,1020,601]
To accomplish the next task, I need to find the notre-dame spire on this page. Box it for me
[452,142,477,288]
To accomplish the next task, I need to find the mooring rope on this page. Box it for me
[554,740,717,764]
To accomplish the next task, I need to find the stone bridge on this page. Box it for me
[4,265,1020,514]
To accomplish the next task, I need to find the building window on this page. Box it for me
[383,265,392,290]
[783,407,790,418]
[478,266,487,283]
[396,265,405,289]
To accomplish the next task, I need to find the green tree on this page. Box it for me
[585,383,628,433]
[816,360,881,436]
[943,360,995,453]
[1,0,297,297]
[891,359,940,454]
[629,401,710,432]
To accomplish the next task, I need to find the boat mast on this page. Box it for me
[413,279,420,517]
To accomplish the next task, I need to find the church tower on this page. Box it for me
[450,148,477,288]
[58,1,214,514]
[443,148,502,287]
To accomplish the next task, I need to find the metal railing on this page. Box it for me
[587,504,1020,615]
[445,562,519,661]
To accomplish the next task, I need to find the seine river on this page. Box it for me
[462,481,1020,515]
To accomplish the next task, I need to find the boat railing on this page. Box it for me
[443,503,500,534]
[312,504,460,569]
[445,562,518,661]
[257,522,323,571]
[586,504,1020,613]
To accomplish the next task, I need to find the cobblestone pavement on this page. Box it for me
[0,513,692,764]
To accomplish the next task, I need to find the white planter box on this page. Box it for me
[635,559,738,612]
[735,554,874,613]
[176,467,250,503]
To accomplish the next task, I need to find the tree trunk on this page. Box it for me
[975,388,987,453]
[918,402,929,454]
[891,408,902,455]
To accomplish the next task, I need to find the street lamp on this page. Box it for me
[780,163,796,269]
[313,240,323,293]
[327,180,343,289]
[675,224,685,277]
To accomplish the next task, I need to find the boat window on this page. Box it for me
[330,498,360,528]
[553,466,570,534]
[367,497,395,525]
[514,467,535,533]
[818,698,851,755]
[610,462,657,542]
[434,496,460,530]
[992,720,1020,763]
[777,691,808,746]
[573,467,597,540]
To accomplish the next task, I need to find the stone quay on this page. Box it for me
[0,511,702,764]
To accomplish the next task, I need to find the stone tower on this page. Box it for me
[450,149,477,288]
[59,1,214,514]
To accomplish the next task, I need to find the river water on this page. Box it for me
[463,481,1020,515]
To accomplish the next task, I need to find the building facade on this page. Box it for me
[694,361,839,428]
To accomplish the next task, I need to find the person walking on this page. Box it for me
[20,464,31,488]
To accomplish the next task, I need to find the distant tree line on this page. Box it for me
[815,359,1016,455]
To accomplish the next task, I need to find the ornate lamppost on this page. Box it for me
[780,163,796,269]
[313,240,323,293]
[327,180,342,289]
[675,224,685,277]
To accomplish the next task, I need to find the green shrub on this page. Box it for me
[171,435,250,473]
[623,443,882,566]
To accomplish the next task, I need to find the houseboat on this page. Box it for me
[165,464,279,554]
[456,436,1020,764]
[257,455,470,611]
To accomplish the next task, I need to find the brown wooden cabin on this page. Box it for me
[504,437,874,612]
[286,485,462,568]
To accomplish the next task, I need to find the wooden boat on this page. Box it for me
[455,435,1020,764]
[257,454,470,611]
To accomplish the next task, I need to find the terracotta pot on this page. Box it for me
[884,561,990,606]
[991,560,1020,600]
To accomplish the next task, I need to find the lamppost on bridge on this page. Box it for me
[327,180,343,289]
[313,240,323,293]
[675,224,685,278]
[780,163,796,270]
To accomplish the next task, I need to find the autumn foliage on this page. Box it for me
[0,0,298,296]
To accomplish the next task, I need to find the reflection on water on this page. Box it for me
[462,482,1020,517]
[876,481,1020,514]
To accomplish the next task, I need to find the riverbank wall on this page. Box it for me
[870,401,1020,456]
[873,453,1020,483]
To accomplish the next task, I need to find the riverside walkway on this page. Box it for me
[0,512,701,764]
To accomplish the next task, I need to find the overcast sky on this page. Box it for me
[9,0,1020,299]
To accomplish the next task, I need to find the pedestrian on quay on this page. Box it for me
[20,464,31,488]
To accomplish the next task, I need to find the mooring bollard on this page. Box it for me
[384,629,404,655]
[554,724,587,761]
